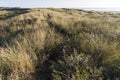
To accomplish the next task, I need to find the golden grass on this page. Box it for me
[0,8,120,80]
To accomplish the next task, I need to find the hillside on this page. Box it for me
[0,8,120,80]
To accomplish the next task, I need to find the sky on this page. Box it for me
[0,0,120,8]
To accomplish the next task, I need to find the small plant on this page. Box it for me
[52,49,103,80]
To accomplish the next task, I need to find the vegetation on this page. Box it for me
[0,8,120,80]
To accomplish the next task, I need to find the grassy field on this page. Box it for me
[0,8,120,80]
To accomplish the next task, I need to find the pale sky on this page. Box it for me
[0,0,120,8]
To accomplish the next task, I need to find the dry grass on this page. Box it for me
[0,8,120,80]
